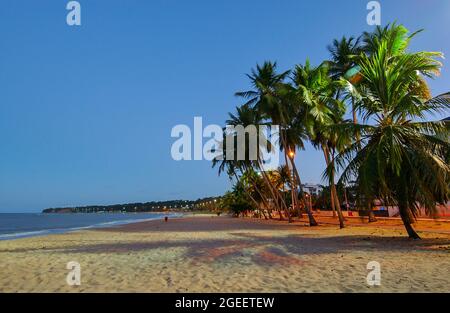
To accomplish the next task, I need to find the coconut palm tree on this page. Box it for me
[235,62,298,222]
[327,36,362,131]
[221,181,255,217]
[242,168,275,218]
[225,102,290,216]
[326,36,383,222]
[211,133,264,216]
[335,25,450,239]
[280,85,319,225]
[292,60,348,228]
[327,36,362,139]
[327,36,362,86]
[235,62,321,225]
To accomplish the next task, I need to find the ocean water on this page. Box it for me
[0,213,181,240]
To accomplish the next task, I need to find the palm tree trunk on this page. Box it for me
[279,131,296,223]
[290,158,318,226]
[325,145,345,228]
[402,220,420,239]
[257,153,291,222]
[233,171,265,219]
[282,149,295,223]
[330,189,337,217]
[280,187,286,221]
[351,97,361,145]
[244,169,272,218]
[368,210,377,223]
[322,147,337,218]
[247,172,276,220]
[399,205,421,239]
[289,159,303,218]
[331,183,345,228]
[352,97,377,223]
[244,187,266,219]
[256,157,288,212]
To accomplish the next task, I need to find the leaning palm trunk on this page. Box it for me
[399,203,420,239]
[290,158,318,226]
[324,145,345,228]
[368,209,377,223]
[243,167,273,219]
[254,188,272,218]
[243,185,266,219]
[256,159,281,207]
[330,181,345,228]
[254,187,273,219]
[233,172,266,219]
[257,156,289,215]
[321,146,337,218]
[351,98,360,144]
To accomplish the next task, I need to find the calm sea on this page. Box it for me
[0,213,180,240]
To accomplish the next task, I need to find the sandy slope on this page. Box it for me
[0,216,449,292]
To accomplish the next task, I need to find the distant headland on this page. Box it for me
[42,197,220,213]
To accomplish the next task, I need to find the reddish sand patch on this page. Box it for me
[255,249,305,266]
[189,241,256,263]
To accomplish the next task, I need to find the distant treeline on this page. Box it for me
[42,197,221,213]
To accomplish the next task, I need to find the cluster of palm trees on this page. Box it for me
[213,23,450,239]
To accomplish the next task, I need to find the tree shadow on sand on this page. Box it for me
[2,232,448,266]
[94,217,301,233]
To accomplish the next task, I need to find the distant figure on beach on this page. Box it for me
[164,216,168,222]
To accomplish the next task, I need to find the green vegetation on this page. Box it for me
[42,197,221,213]
[214,23,450,239]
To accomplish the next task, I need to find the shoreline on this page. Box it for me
[0,215,449,292]
[0,212,186,241]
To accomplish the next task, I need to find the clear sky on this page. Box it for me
[0,0,449,212]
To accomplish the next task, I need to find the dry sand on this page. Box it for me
[0,215,449,292]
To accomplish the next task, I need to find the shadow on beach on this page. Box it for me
[96,216,302,232]
[2,217,448,266]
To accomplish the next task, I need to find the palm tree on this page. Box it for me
[282,90,319,225]
[292,60,347,228]
[225,103,289,217]
[242,168,275,219]
[220,181,255,217]
[328,36,361,80]
[211,135,263,215]
[327,36,363,141]
[235,62,297,222]
[327,36,362,132]
[335,24,450,239]
[327,36,383,222]
[235,62,321,225]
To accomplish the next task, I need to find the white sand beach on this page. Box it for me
[0,215,449,293]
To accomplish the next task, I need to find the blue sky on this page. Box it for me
[0,0,449,212]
